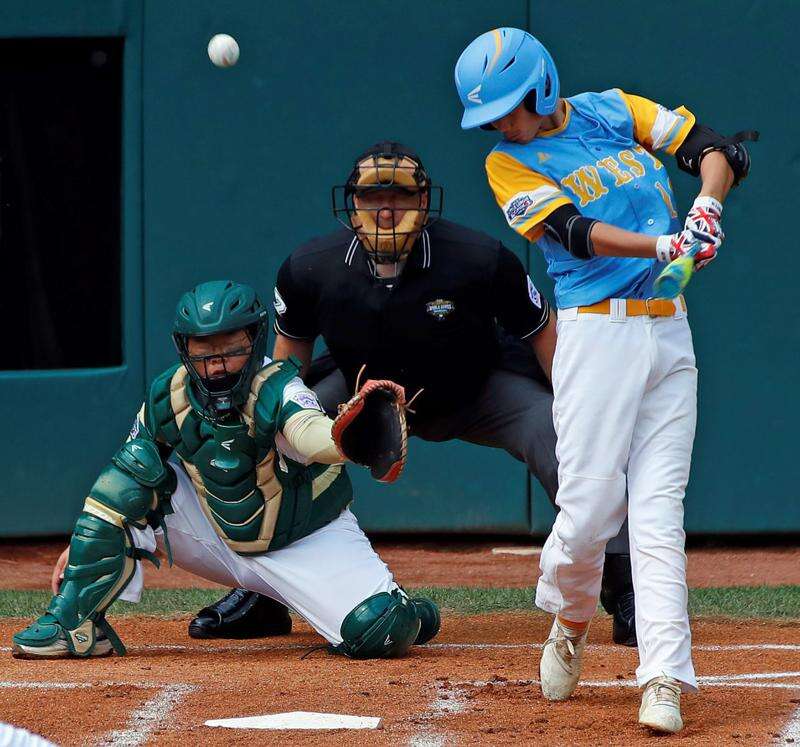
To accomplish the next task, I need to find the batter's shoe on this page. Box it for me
[188,588,292,639]
[12,614,112,659]
[639,676,683,734]
[600,553,637,647]
[539,617,589,701]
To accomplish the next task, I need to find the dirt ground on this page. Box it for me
[1,539,800,744]
[1,614,799,746]
[2,538,799,591]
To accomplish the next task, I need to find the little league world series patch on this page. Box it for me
[426,299,455,320]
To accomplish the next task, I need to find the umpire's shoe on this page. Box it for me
[188,589,292,639]
[600,553,637,647]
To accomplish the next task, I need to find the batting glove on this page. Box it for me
[684,196,724,269]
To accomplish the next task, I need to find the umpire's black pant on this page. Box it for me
[311,363,630,555]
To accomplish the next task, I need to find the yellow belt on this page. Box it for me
[578,297,686,317]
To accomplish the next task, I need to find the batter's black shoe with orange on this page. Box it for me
[600,553,638,647]
[188,589,292,639]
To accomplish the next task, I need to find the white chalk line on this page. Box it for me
[96,683,196,747]
[409,680,469,747]
[457,673,800,690]
[0,681,174,690]
[779,704,800,743]
[3,641,799,654]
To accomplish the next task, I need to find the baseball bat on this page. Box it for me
[653,242,699,299]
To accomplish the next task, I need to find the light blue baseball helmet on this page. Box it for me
[455,28,560,130]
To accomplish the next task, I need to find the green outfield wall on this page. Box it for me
[0,0,796,537]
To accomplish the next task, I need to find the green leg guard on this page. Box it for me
[411,597,441,645]
[12,512,148,659]
[13,443,172,660]
[334,589,422,659]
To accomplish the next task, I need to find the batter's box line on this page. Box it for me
[4,642,800,655]
[0,680,197,747]
[455,672,800,690]
[0,680,188,690]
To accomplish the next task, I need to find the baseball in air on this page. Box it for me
[207,34,240,68]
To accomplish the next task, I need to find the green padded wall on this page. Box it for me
[1,1,796,536]
[527,0,798,534]
[140,0,534,533]
[0,1,145,536]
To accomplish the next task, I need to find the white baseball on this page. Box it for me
[207,34,240,68]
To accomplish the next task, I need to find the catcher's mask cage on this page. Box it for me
[173,321,268,419]
[332,141,443,264]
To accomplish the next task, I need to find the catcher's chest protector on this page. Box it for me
[148,360,351,554]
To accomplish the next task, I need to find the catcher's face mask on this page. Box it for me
[333,145,443,264]
[178,327,258,416]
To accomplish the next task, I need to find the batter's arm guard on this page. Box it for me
[675,124,759,186]
[332,376,409,483]
[13,439,177,658]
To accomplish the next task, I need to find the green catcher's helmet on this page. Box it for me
[172,280,269,417]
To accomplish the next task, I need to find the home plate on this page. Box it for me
[491,546,542,556]
[205,712,382,730]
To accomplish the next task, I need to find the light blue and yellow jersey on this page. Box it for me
[486,89,695,308]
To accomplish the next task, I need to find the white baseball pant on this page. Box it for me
[536,298,698,692]
[121,463,397,645]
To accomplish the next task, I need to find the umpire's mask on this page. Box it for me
[333,141,443,264]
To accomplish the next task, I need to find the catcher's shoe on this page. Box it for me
[188,588,292,639]
[411,597,441,645]
[12,614,112,659]
[600,553,637,647]
[639,676,683,734]
[539,617,589,701]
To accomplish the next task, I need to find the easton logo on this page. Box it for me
[467,84,482,104]
[74,632,88,643]
[426,299,455,320]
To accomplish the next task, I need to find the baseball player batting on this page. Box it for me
[12,281,439,661]
[455,27,755,733]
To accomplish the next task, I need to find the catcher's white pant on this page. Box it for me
[535,298,698,692]
[121,464,397,645]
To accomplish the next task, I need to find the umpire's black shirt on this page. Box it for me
[274,219,550,416]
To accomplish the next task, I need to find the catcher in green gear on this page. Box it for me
[13,280,439,660]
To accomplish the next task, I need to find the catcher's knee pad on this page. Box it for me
[336,589,421,659]
[410,597,441,645]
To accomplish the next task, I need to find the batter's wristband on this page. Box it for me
[691,195,723,216]
[655,235,673,263]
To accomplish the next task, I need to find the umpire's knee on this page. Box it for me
[521,423,559,506]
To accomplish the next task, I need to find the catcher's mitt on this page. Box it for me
[332,377,408,483]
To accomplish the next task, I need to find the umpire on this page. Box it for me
[189,141,637,646]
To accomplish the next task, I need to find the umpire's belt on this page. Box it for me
[577,296,686,318]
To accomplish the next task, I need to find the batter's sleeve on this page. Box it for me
[491,245,551,339]
[486,150,574,242]
[616,90,696,155]
[273,255,319,341]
